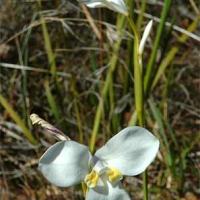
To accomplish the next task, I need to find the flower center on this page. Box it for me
[84,167,122,188]
[106,167,122,183]
[84,170,99,188]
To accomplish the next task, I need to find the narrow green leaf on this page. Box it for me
[44,80,61,123]
[151,17,200,90]
[144,0,172,95]
[89,15,126,153]
[148,98,173,167]
[38,0,56,76]
[0,94,37,144]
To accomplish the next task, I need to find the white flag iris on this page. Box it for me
[80,0,128,15]
[39,126,159,200]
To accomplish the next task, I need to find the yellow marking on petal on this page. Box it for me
[84,170,99,188]
[81,182,87,197]
[107,167,122,183]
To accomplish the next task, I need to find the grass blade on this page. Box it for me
[151,17,200,90]
[89,15,126,153]
[0,94,37,144]
[144,0,172,95]
[37,0,56,77]
[44,80,61,124]
[148,98,173,167]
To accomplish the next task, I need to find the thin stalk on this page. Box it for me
[136,0,147,30]
[89,49,117,152]
[151,17,200,90]
[127,17,147,200]
[127,17,144,126]
[44,80,61,125]
[124,0,134,94]
[148,98,174,169]
[108,76,114,129]
[143,170,148,200]
[98,8,104,68]
[144,0,172,95]
[74,100,84,143]
[15,39,28,125]
[108,74,120,135]
[37,0,57,77]
[89,15,126,153]
[71,79,84,143]
[0,94,37,144]
[20,14,36,128]
[40,16,56,76]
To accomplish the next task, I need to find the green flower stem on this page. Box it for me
[127,16,147,200]
[127,17,144,126]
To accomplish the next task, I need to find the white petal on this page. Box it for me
[86,180,130,200]
[105,0,128,15]
[84,1,104,8]
[139,20,153,55]
[95,126,159,176]
[81,0,128,15]
[39,141,91,187]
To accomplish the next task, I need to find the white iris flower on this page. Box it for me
[80,0,128,15]
[39,126,159,200]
